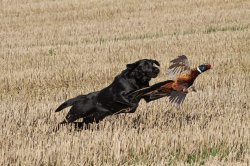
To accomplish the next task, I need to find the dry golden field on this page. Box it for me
[1,0,250,165]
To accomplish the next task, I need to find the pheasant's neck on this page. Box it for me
[190,69,201,79]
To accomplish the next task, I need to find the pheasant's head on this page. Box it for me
[197,63,212,73]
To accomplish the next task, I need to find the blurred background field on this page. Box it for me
[0,0,249,165]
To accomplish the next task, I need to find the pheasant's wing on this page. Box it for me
[167,55,191,78]
[169,91,187,105]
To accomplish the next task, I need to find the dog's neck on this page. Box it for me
[123,71,149,89]
[120,69,150,88]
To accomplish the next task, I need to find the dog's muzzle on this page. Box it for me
[151,67,160,78]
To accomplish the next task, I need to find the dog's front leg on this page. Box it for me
[127,105,138,113]
[115,91,136,107]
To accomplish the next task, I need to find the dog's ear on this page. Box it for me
[126,61,140,70]
[152,60,160,66]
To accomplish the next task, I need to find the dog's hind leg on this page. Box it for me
[83,111,110,124]
[59,113,81,124]
[82,103,113,124]
[57,114,86,130]
[59,100,95,125]
[55,113,82,131]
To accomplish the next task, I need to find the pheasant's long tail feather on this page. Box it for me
[128,80,174,101]
[143,92,171,103]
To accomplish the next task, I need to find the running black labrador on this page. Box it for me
[55,59,160,126]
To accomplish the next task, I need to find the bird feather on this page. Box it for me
[169,91,187,105]
[167,55,191,78]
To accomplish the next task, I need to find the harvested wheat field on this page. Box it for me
[1,0,250,165]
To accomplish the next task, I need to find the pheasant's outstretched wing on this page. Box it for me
[167,55,191,78]
[169,91,187,105]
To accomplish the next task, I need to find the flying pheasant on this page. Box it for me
[128,55,212,105]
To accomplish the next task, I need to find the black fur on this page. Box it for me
[55,59,160,125]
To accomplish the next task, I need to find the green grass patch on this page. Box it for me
[186,147,219,165]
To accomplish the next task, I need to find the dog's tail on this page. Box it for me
[55,95,86,112]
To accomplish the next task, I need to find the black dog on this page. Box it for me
[55,59,160,125]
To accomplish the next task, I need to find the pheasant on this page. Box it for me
[128,55,212,105]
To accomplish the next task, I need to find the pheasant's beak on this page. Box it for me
[205,64,212,70]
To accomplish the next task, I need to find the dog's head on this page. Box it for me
[126,59,160,86]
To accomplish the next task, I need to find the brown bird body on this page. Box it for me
[172,69,200,91]
[128,55,211,105]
